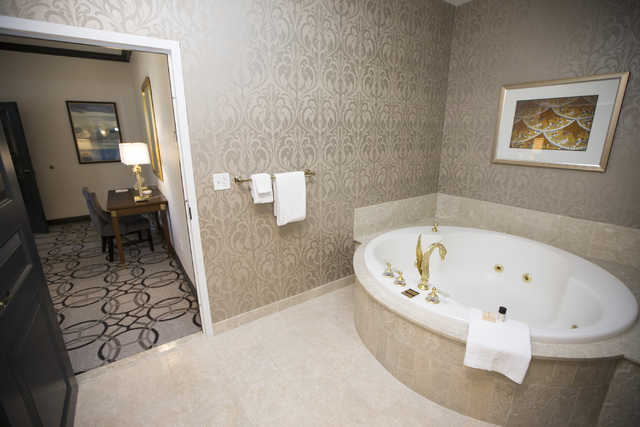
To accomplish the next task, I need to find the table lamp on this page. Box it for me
[119,143,151,202]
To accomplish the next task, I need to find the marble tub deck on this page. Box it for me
[74,285,499,426]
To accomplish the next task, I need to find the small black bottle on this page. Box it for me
[497,306,507,322]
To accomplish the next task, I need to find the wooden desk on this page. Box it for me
[106,187,173,270]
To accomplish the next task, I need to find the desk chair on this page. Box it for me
[82,187,154,262]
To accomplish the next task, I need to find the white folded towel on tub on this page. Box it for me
[273,171,306,226]
[464,308,531,384]
[250,173,273,204]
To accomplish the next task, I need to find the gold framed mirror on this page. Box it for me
[141,77,163,181]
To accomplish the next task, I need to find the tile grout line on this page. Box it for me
[114,365,120,425]
[210,328,261,426]
[483,378,498,424]
[501,380,517,427]
[260,290,370,426]
[565,363,582,424]
[257,318,322,427]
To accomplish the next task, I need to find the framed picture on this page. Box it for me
[141,77,163,181]
[491,72,629,172]
[66,101,123,164]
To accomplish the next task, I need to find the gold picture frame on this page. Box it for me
[491,72,629,172]
[141,77,163,181]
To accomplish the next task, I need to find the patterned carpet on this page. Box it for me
[35,219,201,374]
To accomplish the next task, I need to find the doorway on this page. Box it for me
[0,15,213,371]
[0,102,48,233]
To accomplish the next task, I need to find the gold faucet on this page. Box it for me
[394,270,406,287]
[383,262,394,278]
[417,240,447,290]
[426,287,449,304]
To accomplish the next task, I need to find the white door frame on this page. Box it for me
[0,15,214,337]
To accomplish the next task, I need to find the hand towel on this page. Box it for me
[250,173,273,204]
[464,308,531,384]
[273,171,306,226]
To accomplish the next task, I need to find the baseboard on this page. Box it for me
[47,215,90,225]
[210,275,355,335]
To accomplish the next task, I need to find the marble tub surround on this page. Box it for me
[354,281,617,426]
[354,194,437,239]
[353,224,640,426]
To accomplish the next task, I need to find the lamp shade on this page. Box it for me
[119,142,151,165]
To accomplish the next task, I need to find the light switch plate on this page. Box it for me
[213,173,230,190]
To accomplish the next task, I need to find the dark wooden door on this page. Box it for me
[0,113,76,425]
[0,102,48,234]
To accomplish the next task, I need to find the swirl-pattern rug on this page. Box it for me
[35,220,201,374]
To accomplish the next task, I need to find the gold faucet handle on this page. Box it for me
[430,287,449,298]
[436,288,449,298]
[383,261,395,278]
[426,288,439,304]
[393,270,406,287]
[432,222,438,232]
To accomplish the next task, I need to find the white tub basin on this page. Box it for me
[363,226,638,344]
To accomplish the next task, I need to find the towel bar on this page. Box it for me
[233,169,315,184]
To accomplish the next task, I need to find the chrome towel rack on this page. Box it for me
[233,169,315,184]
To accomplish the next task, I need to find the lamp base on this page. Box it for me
[132,164,150,203]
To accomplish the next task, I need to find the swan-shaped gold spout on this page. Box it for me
[417,240,447,290]
[416,235,423,276]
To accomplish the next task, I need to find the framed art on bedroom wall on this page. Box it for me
[66,101,123,164]
[491,72,629,172]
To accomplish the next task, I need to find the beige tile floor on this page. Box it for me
[74,284,499,426]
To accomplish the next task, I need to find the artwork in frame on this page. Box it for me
[66,101,123,164]
[141,77,163,181]
[491,72,629,172]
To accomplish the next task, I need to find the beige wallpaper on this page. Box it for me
[440,0,640,229]
[0,0,455,322]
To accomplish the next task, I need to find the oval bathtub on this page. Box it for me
[363,226,638,344]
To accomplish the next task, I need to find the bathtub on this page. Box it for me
[363,226,638,344]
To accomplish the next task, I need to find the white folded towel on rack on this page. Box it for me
[463,308,531,384]
[250,173,273,204]
[273,171,306,226]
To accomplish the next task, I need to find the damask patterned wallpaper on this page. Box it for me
[0,0,455,322]
[440,0,640,229]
